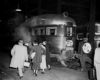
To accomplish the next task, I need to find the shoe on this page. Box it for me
[48,65,51,70]
[17,73,19,76]
[33,72,35,75]
[48,67,51,70]
[33,72,37,76]
[23,68,26,73]
[38,69,40,71]
[47,67,50,70]
[23,70,26,73]
[35,73,37,76]
[19,76,23,79]
[41,72,45,74]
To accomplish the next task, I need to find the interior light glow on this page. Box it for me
[51,20,66,25]
[95,33,100,35]
[15,8,22,11]
[95,23,100,26]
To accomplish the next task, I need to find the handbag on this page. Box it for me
[88,67,96,80]
[31,52,36,59]
[24,61,30,67]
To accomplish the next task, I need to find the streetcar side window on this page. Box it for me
[32,28,45,35]
[67,27,72,36]
[46,27,57,35]
[32,29,35,35]
[38,28,45,35]
[34,29,38,35]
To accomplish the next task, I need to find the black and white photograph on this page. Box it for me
[0,0,99,80]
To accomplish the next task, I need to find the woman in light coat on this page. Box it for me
[40,43,47,74]
[42,41,51,70]
[94,43,100,80]
[10,40,28,78]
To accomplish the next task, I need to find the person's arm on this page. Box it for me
[29,46,35,58]
[30,46,34,54]
[41,46,46,55]
[11,45,16,56]
[25,47,28,61]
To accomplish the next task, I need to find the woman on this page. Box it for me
[94,43,100,80]
[40,43,47,74]
[30,41,43,76]
[42,41,51,70]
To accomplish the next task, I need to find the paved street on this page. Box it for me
[20,66,89,80]
[0,52,89,80]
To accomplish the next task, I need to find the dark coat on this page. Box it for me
[30,44,43,69]
[78,41,84,54]
[45,43,51,64]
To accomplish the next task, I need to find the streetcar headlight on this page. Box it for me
[66,40,73,46]
[82,43,92,54]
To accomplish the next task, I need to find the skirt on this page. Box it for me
[40,55,47,69]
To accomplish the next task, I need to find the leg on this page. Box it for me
[35,70,38,76]
[31,62,33,70]
[47,64,51,70]
[79,55,86,71]
[32,63,38,76]
[46,53,51,69]
[41,69,45,74]
[60,61,67,67]
[33,69,35,74]
[33,69,38,76]
[46,60,51,70]
[22,67,26,73]
[18,67,23,77]
[48,64,51,70]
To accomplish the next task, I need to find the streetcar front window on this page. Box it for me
[67,27,72,36]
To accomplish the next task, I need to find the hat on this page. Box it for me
[43,41,46,44]
[25,43,29,46]
[19,40,24,43]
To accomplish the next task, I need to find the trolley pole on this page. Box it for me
[88,0,96,58]
[38,0,42,15]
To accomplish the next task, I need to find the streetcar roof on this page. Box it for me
[25,14,76,27]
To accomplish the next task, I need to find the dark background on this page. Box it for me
[0,0,99,24]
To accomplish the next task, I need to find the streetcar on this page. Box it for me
[28,13,77,54]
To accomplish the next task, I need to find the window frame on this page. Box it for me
[46,27,57,35]
[31,28,39,35]
[38,28,45,35]
[67,27,73,36]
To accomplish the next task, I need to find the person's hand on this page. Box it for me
[28,55,31,59]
